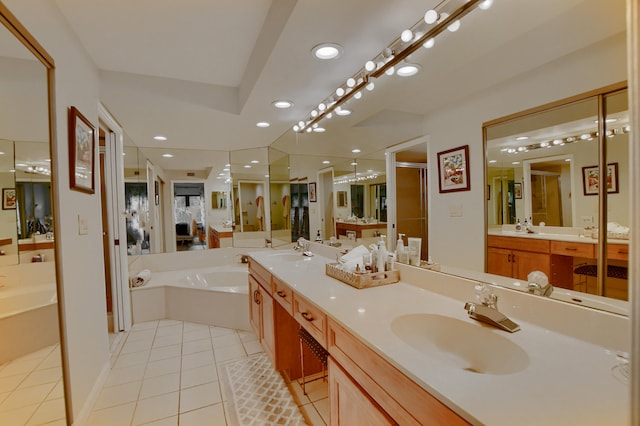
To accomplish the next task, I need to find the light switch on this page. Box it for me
[78,215,88,235]
[449,205,463,217]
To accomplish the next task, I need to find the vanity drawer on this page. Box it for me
[293,294,327,348]
[272,276,293,315]
[607,244,629,261]
[487,235,549,254]
[248,257,272,293]
[550,241,595,258]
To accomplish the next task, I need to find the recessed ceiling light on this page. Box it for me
[565,158,572,162]
[272,100,293,109]
[512,161,520,165]
[396,64,421,77]
[313,127,326,133]
[0,152,4,155]
[351,162,358,166]
[352,149,361,153]
[516,136,529,141]
[312,43,343,60]
[256,122,270,128]
[16,163,27,167]
[489,160,497,163]
[265,174,269,178]
[322,160,330,164]
[335,109,351,116]
[153,135,167,141]
[244,165,252,168]
[223,168,229,171]
[162,154,173,158]
[225,164,230,167]
[251,160,259,164]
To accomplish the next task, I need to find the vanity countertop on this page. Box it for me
[249,249,629,426]
[488,228,629,245]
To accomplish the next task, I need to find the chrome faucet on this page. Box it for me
[294,238,312,255]
[527,281,553,297]
[464,284,520,332]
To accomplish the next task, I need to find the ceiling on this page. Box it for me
[23,0,627,170]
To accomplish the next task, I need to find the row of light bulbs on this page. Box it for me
[293,0,493,134]
[501,126,631,155]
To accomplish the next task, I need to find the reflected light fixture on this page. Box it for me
[396,63,421,77]
[153,135,167,141]
[256,122,270,128]
[162,153,173,158]
[272,100,293,109]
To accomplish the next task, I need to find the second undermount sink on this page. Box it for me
[267,252,307,262]
[391,313,529,375]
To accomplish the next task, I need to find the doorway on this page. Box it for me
[318,168,335,240]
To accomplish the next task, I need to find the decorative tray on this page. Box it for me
[325,262,400,289]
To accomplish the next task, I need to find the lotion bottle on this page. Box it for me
[396,233,407,264]
[377,235,388,272]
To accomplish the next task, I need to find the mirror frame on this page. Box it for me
[0,2,70,421]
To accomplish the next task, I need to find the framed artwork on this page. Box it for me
[582,163,619,196]
[2,188,16,210]
[337,191,347,207]
[68,106,96,194]
[514,182,522,199]
[437,145,470,193]
[309,182,317,202]
[487,184,490,200]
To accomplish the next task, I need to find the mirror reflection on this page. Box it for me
[0,13,65,424]
[486,85,629,301]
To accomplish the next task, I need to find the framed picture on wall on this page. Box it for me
[437,145,470,193]
[2,188,16,210]
[68,106,96,194]
[309,182,317,202]
[582,163,619,196]
[514,182,522,199]
[337,191,347,207]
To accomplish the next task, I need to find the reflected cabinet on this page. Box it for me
[485,83,629,301]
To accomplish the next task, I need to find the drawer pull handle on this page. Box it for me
[301,312,314,322]
[507,254,511,262]
[565,247,578,251]
[253,290,260,305]
[618,250,628,254]
[276,290,286,298]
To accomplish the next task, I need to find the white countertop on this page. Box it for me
[488,228,629,245]
[249,249,629,426]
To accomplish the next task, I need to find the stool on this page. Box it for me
[298,327,328,395]
[573,264,628,293]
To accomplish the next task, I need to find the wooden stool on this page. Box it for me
[298,327,328,395]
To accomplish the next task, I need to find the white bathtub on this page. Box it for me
[0,284,60,364]
[131,266,250,330]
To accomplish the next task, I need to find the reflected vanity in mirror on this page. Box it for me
[0,4,67,423]
[485,83,629,304]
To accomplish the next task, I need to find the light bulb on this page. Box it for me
[327,112,333,119]
[298,121,305,127]
[401,29,413,42]
[306,127,312,133]
[366,82,375,91]
[423,38,435,49]
[365,61,375,71]
[385,66,395,76]
[354,91,362,100]
[424,9,439,24]
[479,0,493,10]
[347,77,356,88]
[318,103,326,111]
[447,20,460,32]
[311,110,318,117]
[336,87,345,97]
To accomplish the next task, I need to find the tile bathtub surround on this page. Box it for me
[0,344,66,425]
[88,320,329,425]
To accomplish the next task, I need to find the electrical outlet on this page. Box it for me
[581,215,594,227]
[78,215,88,235]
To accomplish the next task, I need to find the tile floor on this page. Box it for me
[87,319,329,425]
[0,344,66,425]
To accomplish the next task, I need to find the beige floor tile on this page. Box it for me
[182,338,213,355]
[0,403,39,425]
[287,380,311,407]
[0,373,27,393]
[140,373,180,399]
[26,397,66,425]
[46,380,65,401]
[113,350,150,369]
[238,330,258,343]
[104,364,146,387]
[87,401,135,426]
[299,402,326,426]
[181,365,218,389]
[213,344,246,363]
[38,350,63,369]
[144,357,181,378]
[158,319,183,328]
[212,333,241,349]
[18,367,61,389]
[0,381,54,411]
[210,326,236,337]
[127,328,156,342]
[183,323,209,333]
[120,338,153,355]
[180,403,227,426]
[0,358,41,378]
[143,415,178,425]
[242,340,264,355]
[93,380,141,410]
[179,381,222,414]
[300,377,328,402]
[156,324,183,337]
[150,344,182,362]
[19,346,56,361]
[132,391,179,425]
[0,391,8,405]
[153,334,182,348]
[181,351,215,371]
[313,397,330,424]
[131,321,159,331]
[183,329,212,342]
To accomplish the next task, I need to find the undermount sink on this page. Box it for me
[391,313,529,375]
[267,252,306,262]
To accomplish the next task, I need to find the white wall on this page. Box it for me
[5,1,108,422]
[425,33,627,271]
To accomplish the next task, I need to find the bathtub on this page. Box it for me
[130,266,250,330]
[0,284,60,364]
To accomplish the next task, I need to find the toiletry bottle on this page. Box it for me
[377,235,388,272]
[315,230,322,242]
[370,245,379,273]
[515,218,522,231]
[396,233,406,264]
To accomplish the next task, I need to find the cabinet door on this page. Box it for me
[487,247,513,277]
[249,275,261,339]
[512,250,550,281]
[259,284,276,364]
[329,357,396,426]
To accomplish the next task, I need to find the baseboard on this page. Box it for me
[72,357,111,425]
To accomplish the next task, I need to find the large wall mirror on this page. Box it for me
[485,84,629,305]
[0,4,66,424]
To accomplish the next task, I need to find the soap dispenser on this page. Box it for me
[515,218,522,232]
[396,233,407,264]
[377,235,388,272]
[315,230,322,242]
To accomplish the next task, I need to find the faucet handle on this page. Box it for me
[475,283,498,309]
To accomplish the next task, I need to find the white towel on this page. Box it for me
[133,269,151,287]
[339,245,370,272]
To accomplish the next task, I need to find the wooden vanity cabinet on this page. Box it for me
[248,272,276,364]
[487,236,551,280]
[328,319,469,425]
